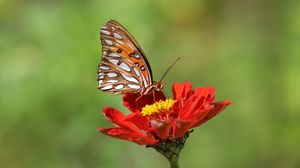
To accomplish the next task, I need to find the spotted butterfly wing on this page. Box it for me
[98,20,161,94]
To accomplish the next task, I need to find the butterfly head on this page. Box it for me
[153,82,164,92]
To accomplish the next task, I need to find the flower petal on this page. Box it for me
[102,107,125,125]
[102,107,145,133]
[172,81,194,101]
[134,134,159,145]
[123,91,165,113]
[177,93,202,119]
[173,120,194,139]
[184,104,213,122]
[99,127,140,140]
[194,86,215,103]
[99,127,158,145]
[150,119,173,140]
[192,100,232,128]
[173,104,213,138]
[178,87,215,119]
[124,113,151,131]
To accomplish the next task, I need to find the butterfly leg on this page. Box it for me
[136,94,143,101]
[153,91,156,102]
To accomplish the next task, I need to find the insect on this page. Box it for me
[97,20,165,95]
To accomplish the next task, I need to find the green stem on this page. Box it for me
[169,154,180,168]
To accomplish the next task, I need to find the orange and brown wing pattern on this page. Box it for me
[98,20,153,94]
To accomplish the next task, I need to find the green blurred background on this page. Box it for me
[1,0,300,167]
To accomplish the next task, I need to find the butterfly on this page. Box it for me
[97,20,164,95]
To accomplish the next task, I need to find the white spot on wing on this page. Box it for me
[113,33,122,39]
[128,84,141,89]
[118,40,125,45]
[101,85,113,90]
[115,84,124,89]
[101,30,110,35]
[133,67,140,77]
[99,65,109,70]
[119,62,131,72]
[107,80,118,83]
[135,54,140,59]
[107,72,118,77]
[121,73,139,84]
[108,53,120,57]
[105,40,113,45]
[109,59,119,65]
[141,74,148,87]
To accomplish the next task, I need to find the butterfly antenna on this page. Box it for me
[159,57,181,82]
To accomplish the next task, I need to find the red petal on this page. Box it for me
[99,127,158,145]
[173,105,213,138]
[150,119,174,140]
[178,87,216,119]
[102,107,125,125]
[184,104,212,121]
[134,134,158,145]
[123,91,165,113]
[124,113,151,131]
[177,93,201,119]
[173,119,194,139]
[192,100,232,128]
[172,81,194,102]
[99,127,141,140]
[194,86,215,103]
[102,107,144,133]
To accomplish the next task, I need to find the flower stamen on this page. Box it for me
[141,99,176,116]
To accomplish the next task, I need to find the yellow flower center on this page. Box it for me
[141,99,176,116]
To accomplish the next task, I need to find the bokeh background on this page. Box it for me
[1,0,300,167]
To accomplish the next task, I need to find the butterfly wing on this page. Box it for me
[98,20,153,94]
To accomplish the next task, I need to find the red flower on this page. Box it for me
[99,81,232,145]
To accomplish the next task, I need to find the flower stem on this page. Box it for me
[168,153,180,168]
